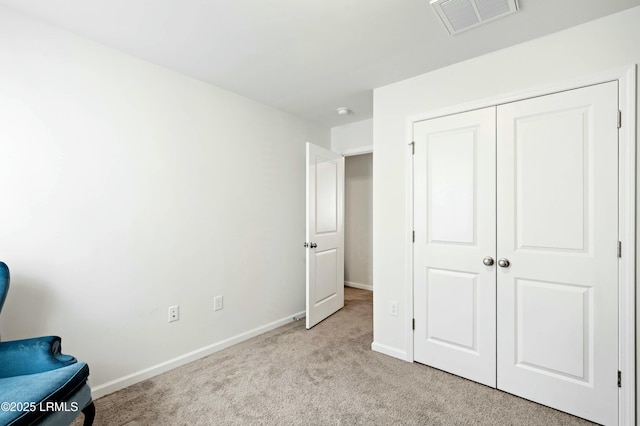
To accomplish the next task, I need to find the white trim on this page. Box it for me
[90,310,305,399]
[345,281,373,291]
[371,341,407,360]
[618,65,636,426]
[406,128,415,363]
[406,65,636,424]
[341,146,373,157]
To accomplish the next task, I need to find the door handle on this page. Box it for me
[303,242,309,248]
[309,242,318,248]
[482,256,495,266]
[497,258,510,268]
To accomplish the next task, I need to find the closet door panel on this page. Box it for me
[413,107,497,387]
[496,82,619,425]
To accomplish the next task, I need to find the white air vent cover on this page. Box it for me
[431,0,519,35]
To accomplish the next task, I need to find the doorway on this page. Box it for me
[344,153,373,292]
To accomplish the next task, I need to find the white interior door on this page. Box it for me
[306,143,344,329]
[413,107,497,387]
[496,82,619,425]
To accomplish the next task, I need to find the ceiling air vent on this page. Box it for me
[430,0,519,35]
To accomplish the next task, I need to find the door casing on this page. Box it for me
[405,65,636,424]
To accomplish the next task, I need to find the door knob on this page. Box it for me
[310,242,318,248]
[482,256,495,266]
[497,258,510,268]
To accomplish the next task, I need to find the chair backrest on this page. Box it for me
[0,262,9,315]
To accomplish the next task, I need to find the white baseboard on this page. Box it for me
[345,281,373,291]
[91,310,305,399]
[371,341,408,361]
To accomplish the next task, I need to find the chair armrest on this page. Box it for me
[0,335,77,378]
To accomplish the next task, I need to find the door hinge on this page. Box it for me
[618,370,622,388]
[617,241,622,258]
[412,230,415,243]
[409,141,415,155]
[617,110,622,129]
[412,318,415,330]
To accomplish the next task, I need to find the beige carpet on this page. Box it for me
[76,288,594,425]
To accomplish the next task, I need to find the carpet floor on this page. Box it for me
[76,288,594,425]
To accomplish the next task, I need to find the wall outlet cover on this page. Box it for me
[214,296,224,311]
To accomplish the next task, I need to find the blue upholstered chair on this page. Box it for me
[0,262,95,425]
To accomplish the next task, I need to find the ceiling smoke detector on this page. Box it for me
[430,0,519,35]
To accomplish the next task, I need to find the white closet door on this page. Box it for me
[496,82,619,425]
[413,107,497,387]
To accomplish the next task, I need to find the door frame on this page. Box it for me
[405,65,636,424]
[342,149,373,293]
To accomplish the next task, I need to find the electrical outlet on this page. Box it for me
[168,305,179,322]
[214,295,223,311]
[389,301,398,317]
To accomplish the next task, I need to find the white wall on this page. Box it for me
[0,7,329,396]
[331,118,373,155]
[344,154,373,291]
[372,6,640,360]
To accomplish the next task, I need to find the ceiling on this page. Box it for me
[1,0,638,128]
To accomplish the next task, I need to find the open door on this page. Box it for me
[305,142,344,329]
